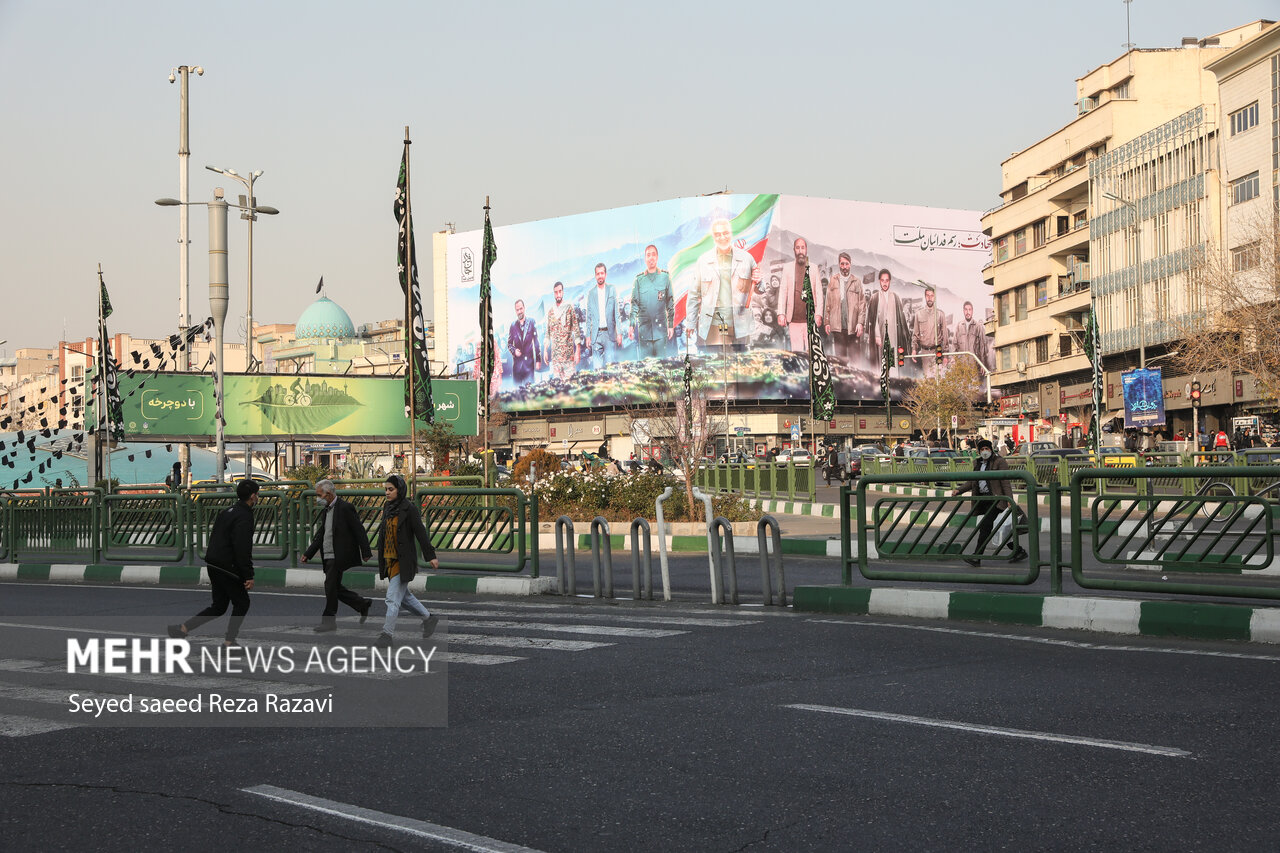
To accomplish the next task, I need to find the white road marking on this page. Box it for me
[805,618,1280,662]
[446,633,610,652]
[443,620,683,638]
[242,784,546,852]
[785,703,1190,758]
[428,608,760,628]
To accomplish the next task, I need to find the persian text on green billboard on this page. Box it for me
[118,374,477,439]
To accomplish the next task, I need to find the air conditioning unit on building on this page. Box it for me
[1016,361,1027,373]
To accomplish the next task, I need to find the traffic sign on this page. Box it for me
[790,423,800,440]
[950,415,959,430]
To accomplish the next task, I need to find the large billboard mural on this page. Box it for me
[111,375,478,439]
[444,194,992,413]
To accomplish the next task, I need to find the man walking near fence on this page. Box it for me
[951,439,1028,566]
[168,478,259,646]
[302,479,374,632]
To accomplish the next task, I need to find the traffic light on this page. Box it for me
[896,346,906,368]
[1190,381,1202,408]
[935,347,944,365]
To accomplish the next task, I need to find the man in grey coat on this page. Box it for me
[951,439,1028,565]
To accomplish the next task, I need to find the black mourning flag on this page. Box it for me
[394,137,434,423]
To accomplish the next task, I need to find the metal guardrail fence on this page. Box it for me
[694,461,817,503]
[0,483,538,576]
[842,465,1280,603]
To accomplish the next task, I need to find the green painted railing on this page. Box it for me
[694,461,817,503]
[0,485,539,576]
[839,465,1280,602]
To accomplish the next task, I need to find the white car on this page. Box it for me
[774,449,813,465]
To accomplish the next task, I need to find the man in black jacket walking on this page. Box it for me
[302,479,373,632]
[168,479,259,645]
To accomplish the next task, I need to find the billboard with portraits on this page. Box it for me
[442,194,992,413]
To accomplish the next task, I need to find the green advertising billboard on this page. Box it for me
[115,374,477,440]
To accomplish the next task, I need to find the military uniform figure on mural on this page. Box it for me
[911,285,946,376]
[951,300,992,370]
[629,244,675,360]
[545,281,580,381]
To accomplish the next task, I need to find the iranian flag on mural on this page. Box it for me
[666,194,777,329]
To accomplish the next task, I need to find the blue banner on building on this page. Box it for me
[1122,367,1166,428]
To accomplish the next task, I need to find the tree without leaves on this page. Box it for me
[1176,209,1280,404]
[622,361,726,523]
[902,358,984,444]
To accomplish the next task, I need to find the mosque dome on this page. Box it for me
[295,296,356,340]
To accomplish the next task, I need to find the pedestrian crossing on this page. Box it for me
[0,602,767,737]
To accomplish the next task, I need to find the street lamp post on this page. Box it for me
[168,64,202,487]
[205,166,278,372]
[156,188,258,483]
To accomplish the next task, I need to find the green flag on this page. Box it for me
[802,267,836,421]
[100,281,113,320]
[479,205,497,417]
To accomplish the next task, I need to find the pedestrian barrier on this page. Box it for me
[654,486,675,602]
[695,460,816,503]
[843,470,1041,587]
[588,516,614,598]
[708,516,738,605]
[839,465,1280,604]
[10,489,101,563]
[418,488,538,574]
[757,515,786,607]
[554,515,576,596]
[629,517,654,601]
[101,492,186,563]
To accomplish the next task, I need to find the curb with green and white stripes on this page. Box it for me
[792,585,1280,644]
[0,564,556,596]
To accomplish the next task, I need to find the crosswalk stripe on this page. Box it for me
[443,620,684,638]
[428,608,759,628]
[447,633,610,652]
[0,713,76,737]
[0,659,329,696]
[231,641,523,668]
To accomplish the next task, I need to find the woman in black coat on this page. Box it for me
[373,474,439,647]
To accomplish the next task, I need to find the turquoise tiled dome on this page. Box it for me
[295,296,356,340]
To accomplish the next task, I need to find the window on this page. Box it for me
[1035,336,1049,363]
[1232,241,1261,272]
[1033,220,1048,248]
[1035,278,1049,305]
[1229,101,1258,136]
[998,293,1010,326]
[1015,287,1027,322]
[995,236,1009,263]
[1016,342,1029,366]
[1231,171,1260,205]
[1073,210,1088,230]
[1000,347,1012,371]
[1154,211,1169,258]
[1014,229,1027,256]
[1112,80,1130,99]
[1060,335,1074,358]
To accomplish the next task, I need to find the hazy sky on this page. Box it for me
[0,0,1273,353]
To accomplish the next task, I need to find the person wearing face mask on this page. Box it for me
[374,474,440,648]
[951,439,1028,566]
[301,479,374,632]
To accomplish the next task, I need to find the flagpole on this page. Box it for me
[482,195,490,489]
[97,264,110,490]
[403,126,417,495]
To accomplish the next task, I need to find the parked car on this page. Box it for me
[774,449,814,465]
[1097,446,1137,468]
[847,444,888,479]
[1013,441,1057,456]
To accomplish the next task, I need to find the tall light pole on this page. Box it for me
[168,64,202,487]
[205,166,278,370]
[208,188,229,482]
[1104,191,1144,369]
[157,189,258,483]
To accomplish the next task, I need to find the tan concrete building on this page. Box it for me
[982,22,1270,443]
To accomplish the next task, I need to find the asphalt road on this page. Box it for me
[2,582,1279,851]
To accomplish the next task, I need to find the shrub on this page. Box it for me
[513,448,561,485]
[284,464,331,486]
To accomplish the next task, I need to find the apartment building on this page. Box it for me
[981,22,1269,441]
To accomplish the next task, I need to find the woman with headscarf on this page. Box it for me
[374,474,439,648]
